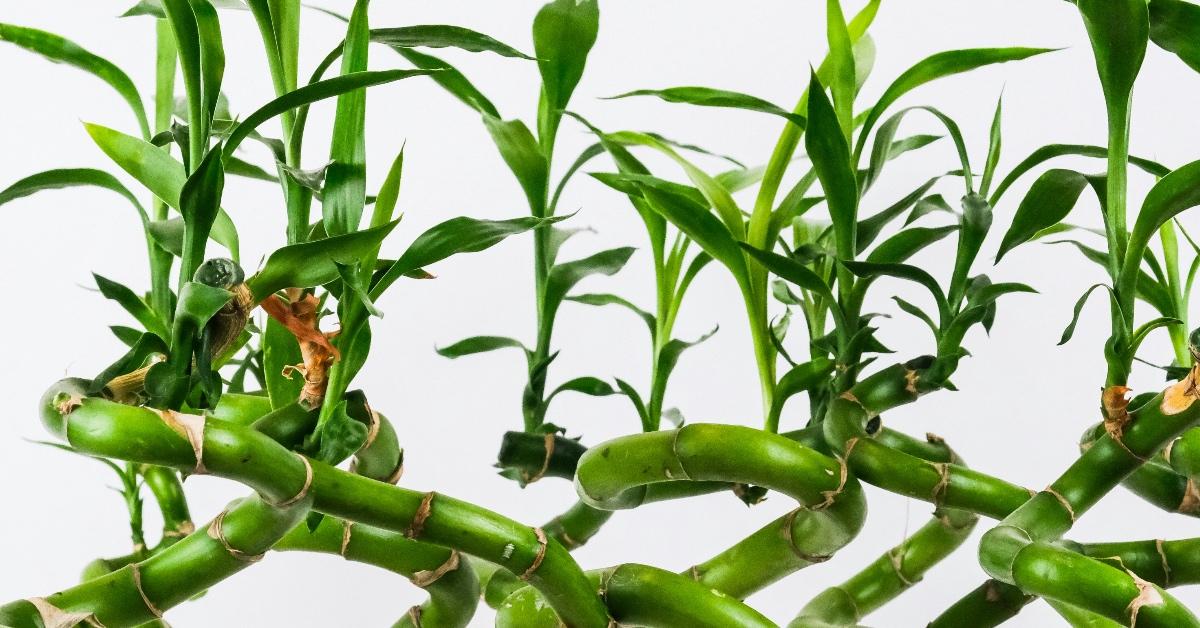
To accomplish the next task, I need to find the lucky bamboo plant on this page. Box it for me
[6,0,1200,627]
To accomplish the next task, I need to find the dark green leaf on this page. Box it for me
[94,274,170,340]
[110,325,144,346]
[548,376,617,400]
[309,400,368,465]
[906,194,955,226]
[1077,0,1148,120]
[373,215,550,299]
[657,326,718,386]
[0,168,149,227]
[84,122,239,256]
[0,23,149,139]
[855,46,1057,160]
[740,244,843,326]
[263,316,302,409]
[371,25,533,59]
[336,262,383,318]
[605,86,805,126]
[773,358,835,413]
[843,259,950,326]
[90,332,169,394]
[436,336,527,358]
[969,281,1038,306]
[858,174,946,250]
[989,144,1168,205]
[322,0,370,237]
[1127,159,1200,270]
[867,225,957,264]
[1059,283,1116,345]
[532,0,599,139]
[543,247,636,328]
[179,146,225,283]
[980,92,1004,196]
[483,116,549,215]
[613,377,650,431]
[248,219,400,300]
[567,293,656,337]
[390,47,499,117]
[1150,0,1200,72]
[805,71,858,261]
[892,296,939,338]
[995,168,1089,262]
[636,181,747,282]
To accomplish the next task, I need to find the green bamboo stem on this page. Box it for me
[574,424,866,599]
[927,580,1032,628]
[494,564,778,628]
[1078,537,1200,588]
[978,369,1200,627]
[34,394,612,628]
[822,360,1033,520]
[139,465,194,542]
[0,494,308,628]
[1079,422,1200,517]
[274,515,479,628]
[791,438,978,627]
[1049,599,1126,628]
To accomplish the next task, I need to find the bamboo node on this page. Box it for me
[1125,571,1165,627]
[163,520,195,538]
[155,409,207,475]
[130,563,164,618]
[1156,539,1172,587]
[814,450,851,511]
[523,433,556,484]
[931,463,951,507]
[411,550,461,587]
[207,510,264,563]
[1177,478,1200,514]
[904,368,920,395]
[407,492,436,539]
[26,597,103,628]
[269,453,313,508]
[689,565,701,581]
[340,520,354,558]
[384,460,405,485]
[553,520,581,550]
[888,547,918,586]
[1044,488,1076,522]
[1160,365,1200,416]
[407,606,423,628]
[519,528,549,581]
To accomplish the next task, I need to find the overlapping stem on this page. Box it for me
[0,493,308,627]
[274,516,479,628]
[23,397,612,628]
[928,580,1033,628]
[494,564,777,628]
[977,367,1200,627]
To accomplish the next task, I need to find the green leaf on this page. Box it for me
[843,259,950,326]
[995,168,1089,262]
[371,25,533,59]
[223,69,436,159]
[825,0,855,139]
[980,92,1004,197]
[892,296,939,338]
[906,194,955,226]
[1059,283,1116,345]
[161,0,224,165]
[548,376,617,401]
[543,247,637,329]
[373,215,550,299]
[389,47,498,118]
[532,0,599,142]
[263,316,302,409]
[94,274,170,341]
[1129,316,1184,356]
[147,280,233,407]
[322,0,370,237]
[567,293,656,337]
[858,174,947,250]
[989,144,1168,205]
[1150,0,1200,73]
[436,336,527,358]
[1127,159,1200,272]
[309,400,368,465]
[1047,238,1174,317]
[969,281,1038,307]
[84,123,239,257]
[337,262,383,318]
[91,332,169,395]
[483,116,549,215]
[772,358,834,414]
[636,181,748,283]
[740,243,844,328]
[0,168,149,227]
[0,23,149,139]
[111,325,144,346]
[867,225,958,264]
[605,86,805,126]
[613,377,650,431]
[248,219,400,300]
[855,47,1057,161]
[806,71,859,261]
[657,326,718,386]
[1077,0,1148,119]
[179,146,225,284]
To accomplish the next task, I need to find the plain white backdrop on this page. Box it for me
[3,1,1200,626]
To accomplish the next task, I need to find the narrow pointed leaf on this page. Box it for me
[0,168,149,226]
[843,259,950,325]
[483,116,549,215]
[606,86,805,126]
[248,219,400,300]
[989,144,1168,205]
[567,293,656,337]
[93,274,170,340]
[389,47,498,117]
[806,71,858,261]
[549,376,617,400]
[867,225,958,264]
[0,23,149,139]
[1059,283,1116,345]
[544,247,637,323]
[996,168,1089,262]
[436,336,527,358]
[371,25,533,59]
[533,0,599,122]
[1149,0,1200,73]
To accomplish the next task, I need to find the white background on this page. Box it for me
[3,1,1200,626]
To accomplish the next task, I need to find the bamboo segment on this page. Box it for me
[274,516,479,628]
[0,494,308,627]
[978,367,1200,627]
[11,397,613,628]
[494,564,779,628]
[928,580,1032,627]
